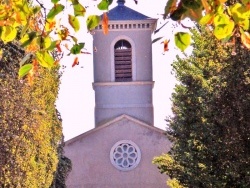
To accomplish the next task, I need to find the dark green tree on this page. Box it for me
[153,27,250,187]
[50,136,72,188]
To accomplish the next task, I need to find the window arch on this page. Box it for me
[114,40,132,82]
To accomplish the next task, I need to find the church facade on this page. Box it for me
[64,1,171,187]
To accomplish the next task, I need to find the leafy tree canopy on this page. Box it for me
[153,26,250,188]
[0,0,249,79]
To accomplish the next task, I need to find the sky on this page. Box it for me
[55,0,189,141]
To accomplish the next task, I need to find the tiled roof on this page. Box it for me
[106,1,151,21]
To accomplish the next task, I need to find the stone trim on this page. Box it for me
[65,114,167,145]
[97,22,153,30]
[96,103,153,108]
[110,140,141,171]
[92,81,154,88]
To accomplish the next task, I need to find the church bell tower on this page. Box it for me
[93,0,157,127]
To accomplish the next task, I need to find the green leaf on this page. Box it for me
[19,64,32,78]
[73,1,86,16]
[36,51,54,68]
[32,6,41,14]
[70,43,85,54]
[47,4,64,20]
[170,6,187,21]
[68,15,80,32]
[86,15,100,30]
[51,0,60,3]
[0,26,17,43]
[182,0,201,10]
[98,0,113,10]
[174,32,191,51]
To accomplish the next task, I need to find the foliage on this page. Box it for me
[50,136,72,188]
[0,0,249,77]
[0,41,62,187]
[163,0,250,51]
[153,27,250,187]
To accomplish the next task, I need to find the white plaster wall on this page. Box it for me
[65,117,171,188]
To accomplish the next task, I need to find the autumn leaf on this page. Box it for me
[0,26,17,43]
[199,13,214,25]
[20,32,37,48]
[72,56,79,67]
[241,31,250,49]
[161,39,170,52]
[164,0,177,19]
[57,27,69,40]
[214,20,235,40]
[201,0,211,13]
[56,40,62,52]
[102,12,109,35]
[36,51,54,68]
[68,15,80,32]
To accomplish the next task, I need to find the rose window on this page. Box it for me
[110,140,141,171]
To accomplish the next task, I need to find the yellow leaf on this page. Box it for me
[68,15,80,32]
[0,26,17,43]
[241,31,250,49]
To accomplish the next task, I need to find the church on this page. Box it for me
[64,1,171,187]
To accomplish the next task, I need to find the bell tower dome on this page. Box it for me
[92,0,157,127]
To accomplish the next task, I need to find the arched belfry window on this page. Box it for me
[114,40,132,82]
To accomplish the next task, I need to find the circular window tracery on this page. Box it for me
[110,140,141,171]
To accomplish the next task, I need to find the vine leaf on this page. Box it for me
[47,4,65,20]
[163,0,177,19]
[20,32,37,48]
[70,43,85,55]
[0,26,17,43]
[98,0,112,10]
[174,32,191,51]
[51,0,60,4]
[86,15,100,31]
[68,15,80,32]
[72,1,86,17]
[36,51,54,68]
[19,63,32,78]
